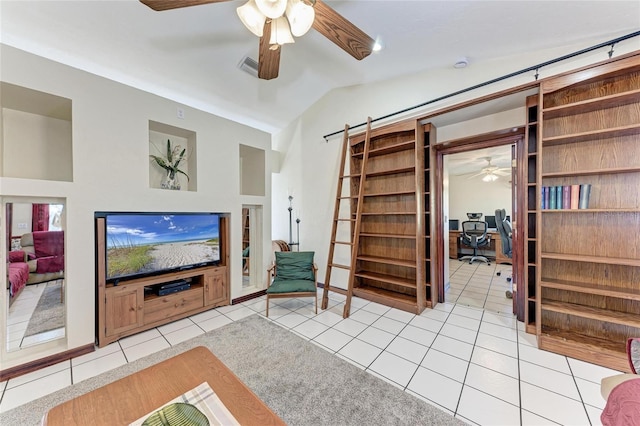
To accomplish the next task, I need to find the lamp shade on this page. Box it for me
[237,0,266,37]
[286,0,315,37]
[255,0,287,19]
[269,16,295,45]
[482,173,498,182]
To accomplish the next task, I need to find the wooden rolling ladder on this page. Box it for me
[321,119,372,318]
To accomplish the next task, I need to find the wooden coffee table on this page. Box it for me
[43,346,285,425]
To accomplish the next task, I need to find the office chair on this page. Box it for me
[459,213,490,265]
[495,208,513,298]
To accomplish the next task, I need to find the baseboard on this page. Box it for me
[0,343,95,381]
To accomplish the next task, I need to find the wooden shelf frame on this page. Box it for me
[536,56,640,370]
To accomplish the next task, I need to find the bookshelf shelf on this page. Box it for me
[365,166,416,177]
[541,300,639,328]
[540,252,640,267]
[540,208,640,213]
[542,124,640,146]
[540,279,640,301]
[542,88,640,119]
[363,190,416,197]
[353,271,417,289]
[357,255,417,268]
[352,140,415,158]
[542,166,640,178]
[537,55,640,370]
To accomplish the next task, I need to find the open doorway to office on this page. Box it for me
[433,128,525,317]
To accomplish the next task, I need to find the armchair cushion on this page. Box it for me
[267,278,317,294]
[274,251,315,281]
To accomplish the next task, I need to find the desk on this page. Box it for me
[449,231,512,265]
[43,346,285,426]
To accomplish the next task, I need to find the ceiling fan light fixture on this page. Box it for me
[256,0,288,19]
[237,0,266,37]
[286,0,315,37]
[482,173,499,182]
[269,16,295,46]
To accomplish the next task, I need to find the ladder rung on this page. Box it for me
[332,240,353,245]
[336,218,356,222]
[329,263,350,270]
[338,196,358,199]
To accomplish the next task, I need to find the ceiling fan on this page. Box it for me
[139,0,375,80]
[465,157,511,182]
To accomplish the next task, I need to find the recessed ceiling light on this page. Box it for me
[372,38,383,52]
[454,57,469,69]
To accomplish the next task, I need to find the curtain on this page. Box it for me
[32,203,50,232]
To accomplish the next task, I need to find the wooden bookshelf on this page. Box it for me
[524,94,539,335]
[343,121,436,314]
[536,55,640,370]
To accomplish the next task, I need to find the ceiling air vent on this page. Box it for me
[238,56,259,78]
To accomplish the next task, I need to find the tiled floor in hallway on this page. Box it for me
[0,264,617,425]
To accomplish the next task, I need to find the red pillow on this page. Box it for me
[8,251,25,263]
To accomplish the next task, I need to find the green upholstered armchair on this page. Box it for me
[265,251,318,317]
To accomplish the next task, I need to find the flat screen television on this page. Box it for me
[98,212,220,283]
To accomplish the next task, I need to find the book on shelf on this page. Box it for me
[543,186,551,209]
[562,186,571,209]
[549,186,556,209]
[579,183,592,209]
[570,184,580,209]
[555,185,563,210]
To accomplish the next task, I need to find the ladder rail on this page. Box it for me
[343,117,373,318]
[321,124,351,310]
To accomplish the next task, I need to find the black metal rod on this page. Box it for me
[322,30,640,141]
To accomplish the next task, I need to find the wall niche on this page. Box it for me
[148,120,197,191]
[1,82,73,182]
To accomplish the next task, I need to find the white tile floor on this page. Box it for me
[0,262,620,425]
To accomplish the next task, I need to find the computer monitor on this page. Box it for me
[449,219,459,230]
[485,215,497,229]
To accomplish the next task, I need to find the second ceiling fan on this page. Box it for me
[140,0,375,80]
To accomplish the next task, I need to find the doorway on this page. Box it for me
[241,205,263,291]
[434,129,525,319]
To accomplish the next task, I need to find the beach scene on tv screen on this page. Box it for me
[106,214,220,280]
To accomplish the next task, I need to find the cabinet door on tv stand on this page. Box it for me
[105,285,144,336]
[204,267,227,307]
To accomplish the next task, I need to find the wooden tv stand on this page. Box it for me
[95,216,230,348]
[96,265,228,347]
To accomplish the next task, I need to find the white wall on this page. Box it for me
[272,38,640,290]
[0,45,273,369]
[2,109,72,181]
[448,175,511,227]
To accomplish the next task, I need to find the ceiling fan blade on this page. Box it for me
[465,172,486,179]
[140,0,231,12]
[258,21,280,80]
[312,0,374,61]
[495,170,511,176]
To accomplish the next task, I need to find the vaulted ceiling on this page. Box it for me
[1,1,639,133]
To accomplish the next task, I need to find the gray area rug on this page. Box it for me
[23,280,65,337]
[1,315,463,426]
